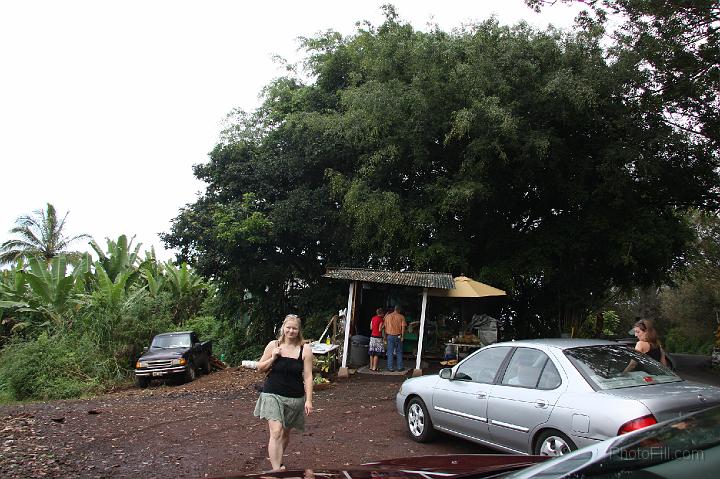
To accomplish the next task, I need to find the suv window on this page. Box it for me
[455,346,511,384]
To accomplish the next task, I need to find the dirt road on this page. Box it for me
[0,368,489,478]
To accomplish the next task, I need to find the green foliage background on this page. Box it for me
[2,4,719,402]
[164,7,718,344]
[0,236,222,402]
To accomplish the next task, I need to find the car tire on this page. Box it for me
[534,429,577,456]
[405,397,436,443]
[135,376,150,389]
[184,364,196,383]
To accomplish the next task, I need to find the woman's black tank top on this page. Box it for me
[647,345,662,362]
[263,343,305,398]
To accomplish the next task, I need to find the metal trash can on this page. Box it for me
[349,335,370,367]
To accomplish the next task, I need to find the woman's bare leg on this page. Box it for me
[281,428,291,468]
[267,420,285,470]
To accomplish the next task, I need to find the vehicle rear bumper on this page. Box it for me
[135,366,187,377]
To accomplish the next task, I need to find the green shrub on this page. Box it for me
[664,326,715,354]
[0,333,105,401]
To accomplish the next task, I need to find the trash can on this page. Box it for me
[349,335,370,367]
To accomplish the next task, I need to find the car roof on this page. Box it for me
[492,338,621,350]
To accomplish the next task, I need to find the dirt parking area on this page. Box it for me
[0,368,490,478]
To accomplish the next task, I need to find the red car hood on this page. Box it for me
[214,454,549,479]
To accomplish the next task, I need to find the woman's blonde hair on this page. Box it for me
[277,314,304,345]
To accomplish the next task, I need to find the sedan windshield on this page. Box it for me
[564,345,680,390]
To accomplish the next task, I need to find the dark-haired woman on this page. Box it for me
[631,318,668,366]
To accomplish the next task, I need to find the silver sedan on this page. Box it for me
[396,339,720,456]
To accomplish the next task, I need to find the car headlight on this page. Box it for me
[136,361,148,368]
[171,358,188,366]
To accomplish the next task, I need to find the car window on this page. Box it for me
[565,345,680,390]
[455,346,511,383]
[152,335,191,348]
[537,360,562,390]
[501,348,548,388]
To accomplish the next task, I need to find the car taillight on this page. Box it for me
[618,415,657,435]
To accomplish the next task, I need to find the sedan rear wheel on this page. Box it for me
[535,429,577,456]
[406,397,436,442]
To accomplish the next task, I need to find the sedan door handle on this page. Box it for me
[476,393,487,399]
[535,400,547,408]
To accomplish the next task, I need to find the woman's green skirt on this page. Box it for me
[254,392,306,431]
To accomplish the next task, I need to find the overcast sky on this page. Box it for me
[0,0,583,263]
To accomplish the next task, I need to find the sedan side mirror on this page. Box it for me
[439,368,453,380]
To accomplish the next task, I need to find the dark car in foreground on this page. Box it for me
[134,331,212,387]
[503,403,720,478]
[214,454,549,479]
[396,339,720,456]
[215,405,720,479]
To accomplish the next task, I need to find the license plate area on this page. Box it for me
[152,371,164,377]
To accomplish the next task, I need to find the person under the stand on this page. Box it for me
[368,308,385,371]
[384,305,406,372]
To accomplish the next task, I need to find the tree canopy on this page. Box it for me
[164,7,719,337]
[528,0,719,152]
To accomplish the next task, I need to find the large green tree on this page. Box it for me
[164,8,718,338]
[528,0,719,152]
[0,203,90,265]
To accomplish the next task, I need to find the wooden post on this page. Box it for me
[338,281,355,378]
[413,288,429,377]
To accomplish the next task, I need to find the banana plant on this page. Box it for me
[25,256,76,311]
[71,252,94,294]
[90,235,142,284]
[0,259,29,302]
[164,262,207,325]
[138,247,165,297]
[94,263,147,310]
[20,256,81,329]
[164,262,206,298]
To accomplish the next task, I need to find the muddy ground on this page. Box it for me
[0,368,490,478]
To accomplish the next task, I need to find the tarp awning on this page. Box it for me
[323,267,454,289]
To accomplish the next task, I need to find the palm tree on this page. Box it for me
[0,203,91,265]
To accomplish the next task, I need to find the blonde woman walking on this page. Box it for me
[254,314,314,471]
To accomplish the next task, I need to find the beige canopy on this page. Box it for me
[428,275,506,298]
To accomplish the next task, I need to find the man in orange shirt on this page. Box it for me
[384,305,406,371]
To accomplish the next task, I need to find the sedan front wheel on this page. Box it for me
[406,397,436,442]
